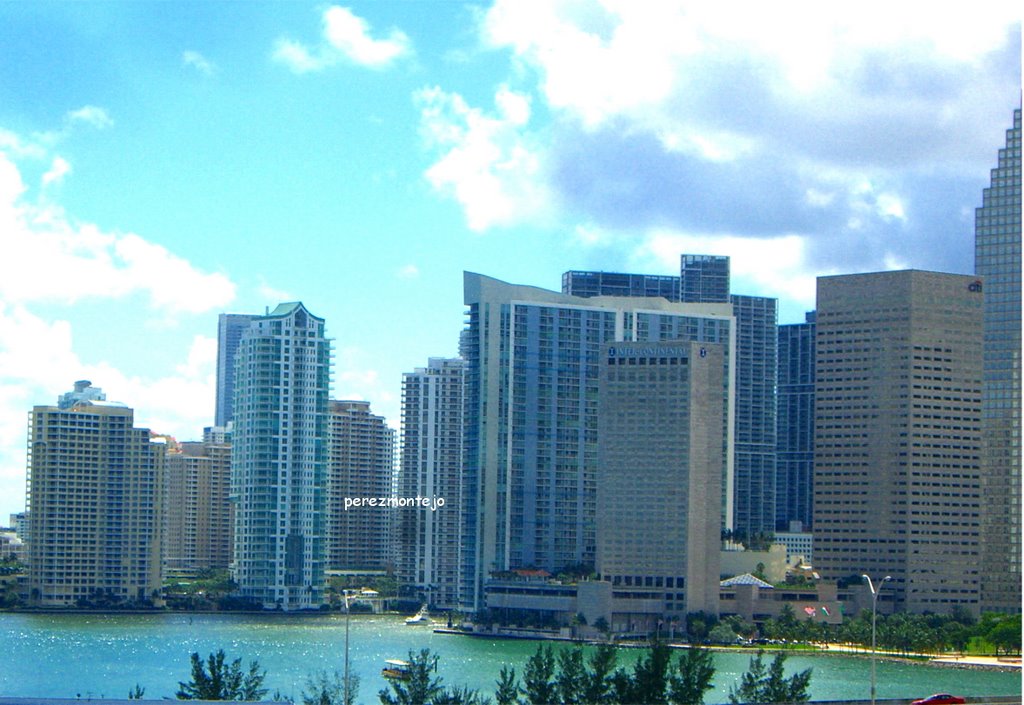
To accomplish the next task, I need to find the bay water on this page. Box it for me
[0,613,1019,703]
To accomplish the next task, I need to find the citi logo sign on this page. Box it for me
[968,280,983,293]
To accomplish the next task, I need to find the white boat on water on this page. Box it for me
[405,605,431,625]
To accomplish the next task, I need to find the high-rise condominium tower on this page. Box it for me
[216,313,259,427]
[26,387,164,607]
[566,256,777,538]
[397,358,465,609]
[776,312,816,531]
[813,271,983,614]
[596,341,724,620]
[163,438,233,572]
[231,302,330,611]
[461,273,734,611]
[327,400,395,571]
[976,108,1022,614]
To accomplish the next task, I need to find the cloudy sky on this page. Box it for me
[0,2,1019,520]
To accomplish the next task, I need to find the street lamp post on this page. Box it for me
[343,589,351,705]
[862,574,892,705]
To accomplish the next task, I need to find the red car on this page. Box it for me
[912,695,966,705]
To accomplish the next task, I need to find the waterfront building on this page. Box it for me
[976,107,1022,614]
[216,313,259,428]
[462,272,734,611]
[231,302,330,611]
[680,254,731,304]
[9,512,28,543]
[327,400,396,572]
[561,270,680,300]
[776,312,816,531]
[396,358,464,609]
[774,525,814,565]
[596,340,724,623]
[679,256,778,537]
[163,438,232,572]
[813,270,984,614]
[565,257,777,538]
[727,293,778,537]
[25,387,164,607]
[57,379,106,409]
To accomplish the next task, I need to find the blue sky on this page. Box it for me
[0,2,1020,520]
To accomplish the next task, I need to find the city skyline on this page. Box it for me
[0,3,1020,520]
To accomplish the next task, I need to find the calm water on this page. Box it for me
[0,613,1019,703]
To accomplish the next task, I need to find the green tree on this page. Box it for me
[495,666,522,705]
[583,644,617,705]
[303,669,360,705]
[668,647,715,705]
[555,647,587,705]
[708,623,739,645]
[522,646,557,705]
[728,651,811,705]
[628,640,673,705]
[987,618,1022,655]
[128,684,146,700]
[176,650,267,701]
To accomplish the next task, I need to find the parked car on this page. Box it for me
[912,694,966,705]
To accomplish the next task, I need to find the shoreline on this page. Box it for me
[433,627,1022,671]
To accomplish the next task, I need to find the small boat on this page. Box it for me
[382,659,412,680]
[405,605,431,625]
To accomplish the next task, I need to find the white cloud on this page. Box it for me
[273,6,412,73]
[483,1,1018,129]
[182,50,216,76]
[65,106,113,130]
[638,229,828,316]
[0,152,235,313]
[41,156,71,186]
[0,307,220,516]
[417,85,551,231]
[257,278,295,305]
[396,264,420,279]
[0,139,238,517]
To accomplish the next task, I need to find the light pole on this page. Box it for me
[862,574,891,705]
[343,589,351,705]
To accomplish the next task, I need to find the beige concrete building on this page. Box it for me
[596,340,724,627]
[327,400,396,571]
[163,439,232,572]
[396,358,464,609]
[26,395,164,607]
[813,270,984,615]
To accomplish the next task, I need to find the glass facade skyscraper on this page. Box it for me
[976,107,1022,614]
[562,270,680,300]
[681,255,731,304]
[461,273,734,611]
[216,313,258,427]
[230,302,330,611]
[776,312,815,531]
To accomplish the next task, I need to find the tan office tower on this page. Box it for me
[327,400,396,571]
[163,439,233,571]
[26,392,164,607]
[596,341,724,620]
[813,271,984,614]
